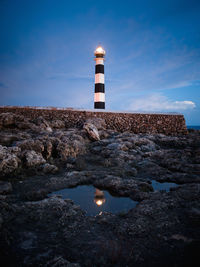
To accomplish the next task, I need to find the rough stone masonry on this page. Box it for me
[0,107,188,135]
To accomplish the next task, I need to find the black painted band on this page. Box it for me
[95,64,104,74]
[96,54,104,58]
[95,83,105,93]
[94,102,105,109]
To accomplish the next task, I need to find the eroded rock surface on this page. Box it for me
[0,111,200,266]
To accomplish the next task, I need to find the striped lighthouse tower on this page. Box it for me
[94,45,106,109]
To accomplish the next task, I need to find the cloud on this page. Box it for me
[127,94,196,112]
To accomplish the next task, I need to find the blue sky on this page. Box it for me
[0,0,200,125]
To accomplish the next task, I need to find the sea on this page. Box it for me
[187,126,200,130]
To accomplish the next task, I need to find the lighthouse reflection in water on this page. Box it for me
[94,188,106,207]
[49,185,137,216]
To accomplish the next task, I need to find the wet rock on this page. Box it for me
[65,171,93,186]
[45,176,72,191]
[44,171,93,191]
[130,190,150,201]
[93,175,139,196]
[83,122,100,141]
[25,150,46,167]
[161,172,200,184]
[174,183,200,201]
[0,181,12,194]
[138,182,153,192]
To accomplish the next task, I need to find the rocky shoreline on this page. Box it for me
[0,111,200,266]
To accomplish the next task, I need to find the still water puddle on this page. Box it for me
[49,185,137,216]
[151,180,178,192]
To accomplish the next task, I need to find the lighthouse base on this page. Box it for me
[94,102,105,109]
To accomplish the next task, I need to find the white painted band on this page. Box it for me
[95,59,104,65]
[94,92,105,102]
[95,73,104,84]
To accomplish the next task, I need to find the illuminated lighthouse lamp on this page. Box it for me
[94,45,106,109]
[95,46,106,56]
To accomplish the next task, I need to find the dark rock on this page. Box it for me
[45,256,80,267]
[74,157,87,171]
[138,182,153,192]
[186,207,200,225]
[23,189,48,201]
[42,163,58,174]
[0,213,3,229]
[129,190,150,201]
[162,172,200,184]
[1,108,200,267]
[0,181,12,194]
[155,136,189,148]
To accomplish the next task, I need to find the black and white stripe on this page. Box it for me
[94,48,105,109]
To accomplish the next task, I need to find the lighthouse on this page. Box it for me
[94,45,106,109]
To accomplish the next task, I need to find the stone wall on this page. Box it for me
[0,107,188,135]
